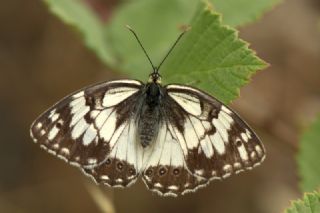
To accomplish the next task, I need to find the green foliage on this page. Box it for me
[297,116,320,192]
[106,0,198,80]
[161,2,267,103]
[284,192,320,213]
[211,0,282,27]
[43,0,274,102]
[44,0,116,66]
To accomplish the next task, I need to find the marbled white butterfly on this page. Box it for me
[30,26,265,197]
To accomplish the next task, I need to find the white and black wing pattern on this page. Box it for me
[164,84,266,181]
[141,121,208,196]
[83,119,144,187]
[30,79,143,175]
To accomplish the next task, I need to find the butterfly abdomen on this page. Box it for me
[138,105,160,148]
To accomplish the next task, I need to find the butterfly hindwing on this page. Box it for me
[141,121,208,197]
[30,80,143,169]
[83,120,144,187]
[165,84,266,180]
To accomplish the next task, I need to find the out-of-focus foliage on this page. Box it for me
[284,192,320,213]
[297,116,320,192]
[44,0,116,66]
[211,0,282,27]
[161,2,267,103]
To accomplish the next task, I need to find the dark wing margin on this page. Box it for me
[30,79,143,170]
[164,84,266,181]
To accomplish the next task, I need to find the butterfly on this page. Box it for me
[30,26,265,197]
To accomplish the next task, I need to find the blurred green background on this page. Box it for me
[0,0,320,212]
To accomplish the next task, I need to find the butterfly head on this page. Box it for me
[148,70,161,84]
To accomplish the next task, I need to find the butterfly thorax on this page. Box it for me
[137,82,162,147]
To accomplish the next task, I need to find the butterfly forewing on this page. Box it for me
[165,84,266,180]
[30,80,143,170]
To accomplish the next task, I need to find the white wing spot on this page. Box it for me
[70,97,86,114]
[40,130,45,136]
[184,118,199,149]
[237,139,249,161]
[116,178,123,183]
[51,113,59,123]
[210,132,225,155]
[87,158,97,164]
[255,145,263,157]
[52,143,59,150]
[202,121,211,131]
[61,148,70,156]
[154,183,163,188]
[48,126,59,140]
[200,136,214,158]
[72,91,84,99]
[71,118,89,139]
[100,175,110,180]
[36,122,42,129]
[48,109,56,119]
[195,169,204,176]
[168,185,178,190]
[95,108,112,128]
[102,87,138,107]
[212,118,228,143]
[219,111,233,130]
[223,164,232,173]
[250,151,257,160]
[90,110,100,119]
[70,105,89,127]
[241,132,249,143]
[221,105,232,114]
[100,111,117,142]
[245,129,252,139]
[83,124,97,146]
[233,162,241,169]
[169,92,201,116]
[222,173,231,178]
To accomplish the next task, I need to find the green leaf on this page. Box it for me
[284,192,320,213]
[106,0,275,81]
[44,0,116,66]
[161,2,267,103]
[211,0,282,27]
[106,0,198,80]
[297,115,320,192]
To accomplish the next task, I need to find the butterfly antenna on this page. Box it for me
[157,26,191,72]
[126,25,156,71]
